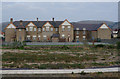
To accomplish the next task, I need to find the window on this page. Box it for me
[19,29,21,31]
[83,36,86,40]
[43,35,47,40]
[62,26,65,31]
[26,28,28,31]
[76,31,79,34]
[33,35,36,40]
[83,31,86,35]
[19,36,21,41]
[68,26,71,31]
[62,34,65,38]
[76,36,79,38]
[76,28,79,30]
[38,35,41,40]
[51,28,53,31]
[29,27,33,31]
[56,28,58,31]
[76,36,79,41]
[34,28,36,31]
[46,27,49,32]
[38,28,41,32]
[42,28,45,32]
[27,35,30,40]
[83,28,86,30]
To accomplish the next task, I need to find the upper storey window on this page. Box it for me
[46,27,49,32]
[42,28,45,32]
[29,27,33,31]
[56,28,58,31]
[62,26,65,31]
[51,28,53,31]
[34,28,36,31]
[26,28,28,31]
[38,28,41,32]
[68,26,71,31]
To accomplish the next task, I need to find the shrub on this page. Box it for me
[97,72,103,74]
[61,45,69,50]
[8,42,26,49]
[106,45,115,49]
[79,71,86,75]
[95,44,105,48]
[116,41,120,49]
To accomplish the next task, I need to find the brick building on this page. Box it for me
[4,18,112,42]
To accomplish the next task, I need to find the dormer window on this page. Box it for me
[29,27,33,31]
[46,27,49,32]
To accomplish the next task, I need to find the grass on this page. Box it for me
[2,44,119,69]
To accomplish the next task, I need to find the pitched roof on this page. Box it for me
[13,21,64,28]
[71,23,104,31]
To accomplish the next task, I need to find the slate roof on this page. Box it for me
[71,23,104,31]
[12,21,107,31]
[13,21,64,28]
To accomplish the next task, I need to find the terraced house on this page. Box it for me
[4,18,112,42]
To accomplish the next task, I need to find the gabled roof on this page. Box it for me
[71,23,105,31]
[13,21,64,28]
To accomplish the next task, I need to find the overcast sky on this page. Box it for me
[2,2,118,22]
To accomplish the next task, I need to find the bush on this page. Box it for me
[8,42,26,49]
[116,42,120,49]
[79,71,86,75]
[61,45,69,50]
[95,44,105,48]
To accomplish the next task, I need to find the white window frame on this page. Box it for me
[42,28,45,32]
[38,35,41,40]
[46,27,49,32]
[56,28,58,31]
[34,28,36,31]
[26,28,28,31]
[62,34,65,38]
[76,36,79,38]
[29,27,33,31]
[76,31,79,34]
[51,28,53,31]
[33,35,36,40]
[27,35,30,40]
[83,36,86,40]
[38,28,41,32]
[43,35,47,40]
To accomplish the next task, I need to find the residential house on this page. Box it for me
[4,18,112,42]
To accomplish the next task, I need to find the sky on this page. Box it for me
[2,2,118,22]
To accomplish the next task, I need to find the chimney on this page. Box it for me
[10,18,13,23]
[37,18,38,22]
[52,17,54,21]
[20,20,23,25]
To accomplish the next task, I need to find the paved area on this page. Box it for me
[1,67,119,74]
